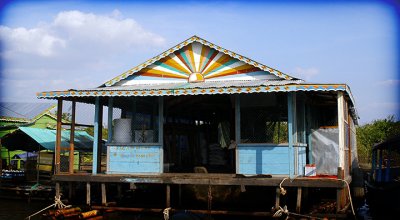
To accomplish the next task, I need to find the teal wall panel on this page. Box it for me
[238,144,307,175]
[107,145,161,174]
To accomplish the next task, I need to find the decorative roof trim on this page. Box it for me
[38,84,347,98]
[103,36,296,87]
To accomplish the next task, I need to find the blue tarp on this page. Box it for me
[18,127,95,152]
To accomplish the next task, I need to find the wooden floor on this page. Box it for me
[53,173,351,188]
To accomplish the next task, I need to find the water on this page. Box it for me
[0,198,390,220]
[0,199,51,220]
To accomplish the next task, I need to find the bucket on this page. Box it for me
[113,118,132,143]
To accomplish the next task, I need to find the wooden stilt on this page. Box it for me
[178,184,182,207]
[101,183,107,205]
[56,182,60,198]
[86,182,91,205]
[117,184,122,199]
[68,182,73,200]
[166,184,171,207]
[274,187,280,210]
[336,167,345,212]
[296,187,302,213]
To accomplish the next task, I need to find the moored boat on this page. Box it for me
[365,135,400,216]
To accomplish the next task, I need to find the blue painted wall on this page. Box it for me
[107,145,162,174]
[238,144,306,175]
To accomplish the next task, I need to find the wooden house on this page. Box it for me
[37,36,359,216]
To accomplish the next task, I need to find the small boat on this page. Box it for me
[365,135,400,216]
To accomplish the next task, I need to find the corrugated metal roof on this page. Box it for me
[19,127,95,152]
[93,79,304,91]
[0,102,54,120]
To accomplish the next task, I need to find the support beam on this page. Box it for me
[86,182,91,205]
[287,93,296,178]
[336,167,345,212]
[296,187,302,213]
[69,100,76,174]
[92,97,103,174]
[159,97,164,173]
[56,182,60,198]
[101,183,107,205]
[234,95,240,173]
[274,187,281,210]
[337,92,345,169]
[68,182,73,200]
[55,99,63,174]
[166,184,171,207]
[107,98,113,143]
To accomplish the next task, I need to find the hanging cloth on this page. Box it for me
[218,121,230,148]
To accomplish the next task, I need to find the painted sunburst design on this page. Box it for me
[134,42,264,82]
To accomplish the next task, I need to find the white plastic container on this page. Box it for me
[113,118,132,143]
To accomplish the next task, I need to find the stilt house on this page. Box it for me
[37,36,359,214]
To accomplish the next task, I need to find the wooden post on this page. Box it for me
[69,100,76,174]
[287,93,295,178]
[101,183,107,205]
[107,98,113,143]
[337,92,345,169]
[166,184,171,207]
[336,167,345,212]
[86,182,91,205]
[159,97,164,173]
[68,182,73,200]
[274,187,281,210]
[97,105,103,173]
[296,187,302,213]
[92,97,103,174]
[117,184,122,199]
[55,99,63,174]
[56,182,60,198]
[234,94,240,173]
[178,184,182,207]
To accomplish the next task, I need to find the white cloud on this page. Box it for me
[0,10,166,101]
[376,79,400,87]
[292,67,319,80]
[1,10,165,58]
[0,26,66,57]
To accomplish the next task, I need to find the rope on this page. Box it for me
[163,207,171,220]
[207,184,212,219]
[273,205,326,220]
[272,205,289,218]
[338,179,356,218]
[278,177,288,196]
[25,195,71,220]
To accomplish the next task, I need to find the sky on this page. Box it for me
[0,0,399,125]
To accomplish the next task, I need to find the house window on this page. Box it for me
[240,93,288,144]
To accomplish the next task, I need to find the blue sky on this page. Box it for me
[0,0,399,125]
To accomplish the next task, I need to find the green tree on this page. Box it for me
[85,126,108,140]
[357,115,400,163]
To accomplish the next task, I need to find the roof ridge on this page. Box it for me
[102,35,298,87]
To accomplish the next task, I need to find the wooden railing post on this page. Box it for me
[55,99,63,174]
[69,100,76,174]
